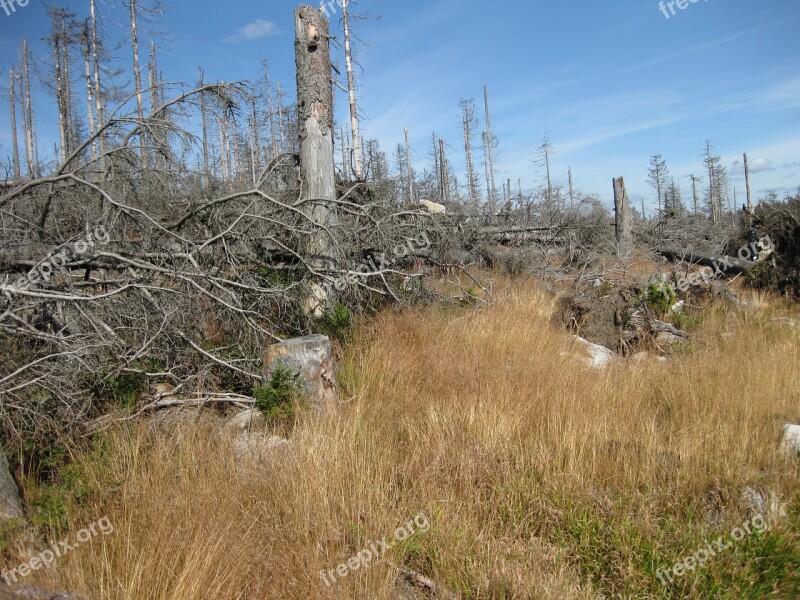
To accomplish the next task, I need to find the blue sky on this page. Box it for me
[1,0,799,210]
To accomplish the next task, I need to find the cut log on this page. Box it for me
[263,334,337,410]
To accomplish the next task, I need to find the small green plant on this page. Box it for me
[461,287,479,305]
[671,309,700,331]
[644,282,678,316]
[253,364,303,425]
[99,357,165,409]
[320,303,352,341]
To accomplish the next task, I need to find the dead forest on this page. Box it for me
[1,2,798,473]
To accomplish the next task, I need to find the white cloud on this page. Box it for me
[224,19,279,44]
[750,158,774,172]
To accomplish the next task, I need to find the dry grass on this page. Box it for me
[6,278,800,599]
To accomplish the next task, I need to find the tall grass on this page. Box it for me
[7,279,800,598]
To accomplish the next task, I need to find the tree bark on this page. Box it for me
[613,177,632,257]
[9,68,21,180]
[90,0,106,165]
[295,5,336,317]
[81,25,96,162]
[341,0,362,179]
[129,0,145,159]
[483,85,497,213]
[404,126,414,207]
[21,40,36,177]
[743,152,752,213]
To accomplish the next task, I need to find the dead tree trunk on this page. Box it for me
[483,85,497,213]
[90,0,106,164]
[613,177,632,257]
[295,5,336,317]
[9,67,21,180]
[81,24,97,162]
[568,166,574,209]
[743,152,752,213]
[263,60,278,161]
[198,69,210,191]
[439,138,450,203]
[129,0,145,159]
[341,0,362,179]
[21,41,37,177]
[404,126,414,206]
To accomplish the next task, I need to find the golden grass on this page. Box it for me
[9,278,800,598]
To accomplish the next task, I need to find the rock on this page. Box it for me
[224,408,265,433]
[264,335,337,411]
[0,448,23,522]
[418,199,446,214]
[232,432,291,464]
[739,486,786,522]
[0,586,86,600]
[651,320,689,345]
[570,335,614,369]
[781,423,800,456]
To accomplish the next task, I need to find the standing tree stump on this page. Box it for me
[613,177,632,257]
[264,334,337,411]
[0,448,23,522]
[295,5,337,317]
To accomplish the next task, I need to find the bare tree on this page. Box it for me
[613,177,632,256]
[341,0,362,179]
[459,98,479,211]
[404,126,414,206]
[21,40,37,177]
[743,152,752,213]
[647,154,669,218]
[482,85,497,212]
[295,5,337,316]
[8,67,21,180]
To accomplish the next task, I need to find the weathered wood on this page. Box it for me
[613,177,632,257]
[264,334,337,410]
[0,448,23,522]
[658,249,757,275]
[295,5,336,316]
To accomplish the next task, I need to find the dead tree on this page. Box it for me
[295,5,337,316]
[613,177,632,257]
[404,126,414,206]
[438,138,451,203]
[81,23,97,162]
[21,40,37,177]
[482,85,497,213]
[459,98,479,212]
[743,152,752,213]
[8,67,21,180]
[341,0,362,179]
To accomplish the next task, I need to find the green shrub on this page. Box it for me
[644,282,678,316]
[319,303,353,341]
[253,364,302,425]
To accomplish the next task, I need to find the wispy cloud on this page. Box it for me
[749,158,775,173]
[224,19,279,44]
